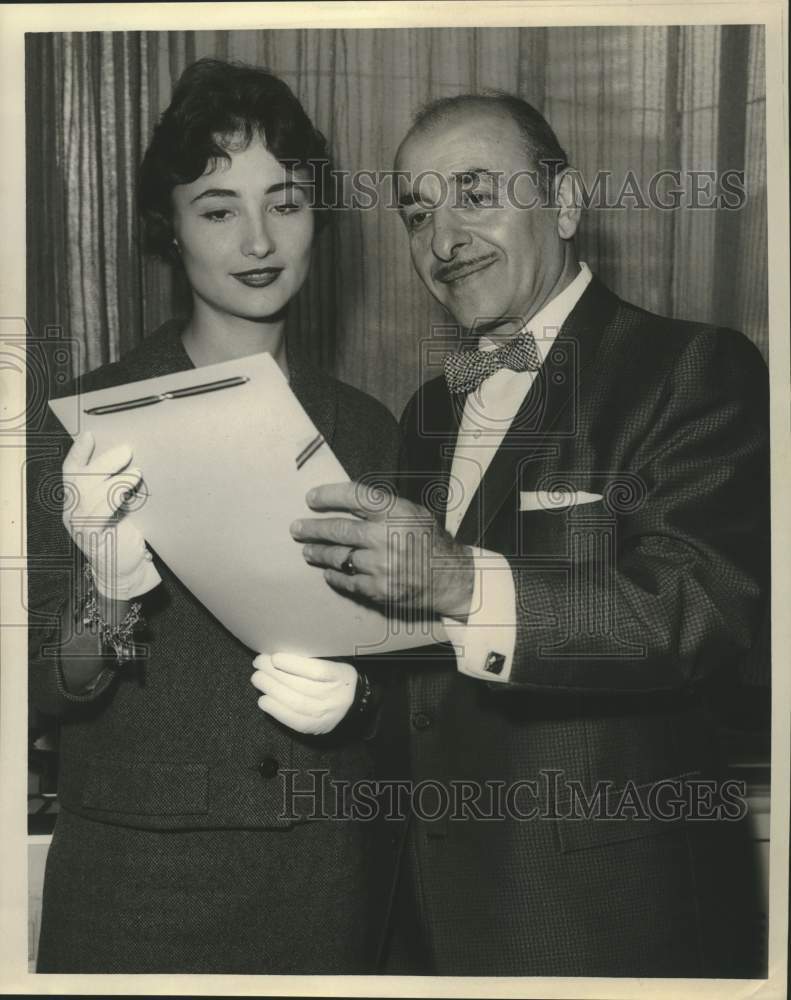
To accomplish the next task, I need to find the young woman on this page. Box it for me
[29,58,398,974]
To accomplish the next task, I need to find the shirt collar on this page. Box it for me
[479,261,593,360]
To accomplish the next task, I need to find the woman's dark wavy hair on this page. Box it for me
[138,58,331,263]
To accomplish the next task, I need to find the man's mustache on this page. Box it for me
[433,254,498,284]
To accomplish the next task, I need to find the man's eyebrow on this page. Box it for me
[396,167,499,209]
[397,190,418,210]
[450,167,499,183]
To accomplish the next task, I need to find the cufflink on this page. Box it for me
[483,651,505,675]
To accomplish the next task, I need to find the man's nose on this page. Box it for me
[241,213,275,258]
[430,206,471,262]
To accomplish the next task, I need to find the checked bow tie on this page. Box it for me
[444,329,541,395]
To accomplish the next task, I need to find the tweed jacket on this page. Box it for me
[374,277,770,977]
[28,320,400,832]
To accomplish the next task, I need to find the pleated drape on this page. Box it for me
[26,26,767,418]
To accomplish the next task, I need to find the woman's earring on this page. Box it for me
[172,238,180,252]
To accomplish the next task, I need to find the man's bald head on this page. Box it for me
[396,92,569,202]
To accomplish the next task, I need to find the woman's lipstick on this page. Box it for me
[231,267,283,287]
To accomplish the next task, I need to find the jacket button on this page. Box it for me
[412,712,432,730]
[257,755,279,779]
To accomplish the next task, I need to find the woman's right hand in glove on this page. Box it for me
[62,431,161,600]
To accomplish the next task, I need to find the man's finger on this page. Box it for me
[308,482,418,522]
[302,543,349,571]
[290,516,368,546]
[304,482,367,515]
[305,480,397,518]
[302,543,374,574]
[323,568,377,602]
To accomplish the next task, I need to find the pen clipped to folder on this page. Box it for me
[80,369,327,470]
[83,375,250,415]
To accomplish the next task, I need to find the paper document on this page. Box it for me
[49,352,443,657]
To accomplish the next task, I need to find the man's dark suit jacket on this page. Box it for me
[376,276,770,978]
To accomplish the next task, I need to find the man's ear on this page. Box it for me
[555,168,582,240]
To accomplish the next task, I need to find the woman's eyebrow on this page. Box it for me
[190,180,310,203]
[190,187,237,203]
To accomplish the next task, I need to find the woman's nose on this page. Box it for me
[241,214,275,258]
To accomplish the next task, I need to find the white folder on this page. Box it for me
[49,352,443,658]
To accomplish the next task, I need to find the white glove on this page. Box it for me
[251,653,358,735]
[62,431,161,600]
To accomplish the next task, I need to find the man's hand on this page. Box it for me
[62,431,161,600]
[290,482,474,620]
[251,653,358,735]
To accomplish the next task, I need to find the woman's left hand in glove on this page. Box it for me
[251,653,358,735]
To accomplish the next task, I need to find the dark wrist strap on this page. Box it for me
[353,670,373,716]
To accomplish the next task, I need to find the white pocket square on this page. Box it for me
[519,490,604,512]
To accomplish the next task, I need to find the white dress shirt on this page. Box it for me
[443,262,593,682]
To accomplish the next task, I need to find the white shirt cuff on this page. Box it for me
[442,547,517,683]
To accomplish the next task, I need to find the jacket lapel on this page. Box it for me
[434,391,465,522]
[287,349,339,450]
[454,277,619,547]
[402,376,464,518]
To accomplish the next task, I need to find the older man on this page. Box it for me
[292,94,769,977]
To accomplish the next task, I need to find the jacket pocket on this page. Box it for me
[554,812,681,853]
[80,758,209,816]
[516,498,609,558]
[553,772,694,853]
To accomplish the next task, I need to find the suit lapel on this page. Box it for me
[454,277,619,547]
[403,377,464,518]
[435,391,465,522]
[280,347,339,449]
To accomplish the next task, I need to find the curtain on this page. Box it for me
[26,26,767,418]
